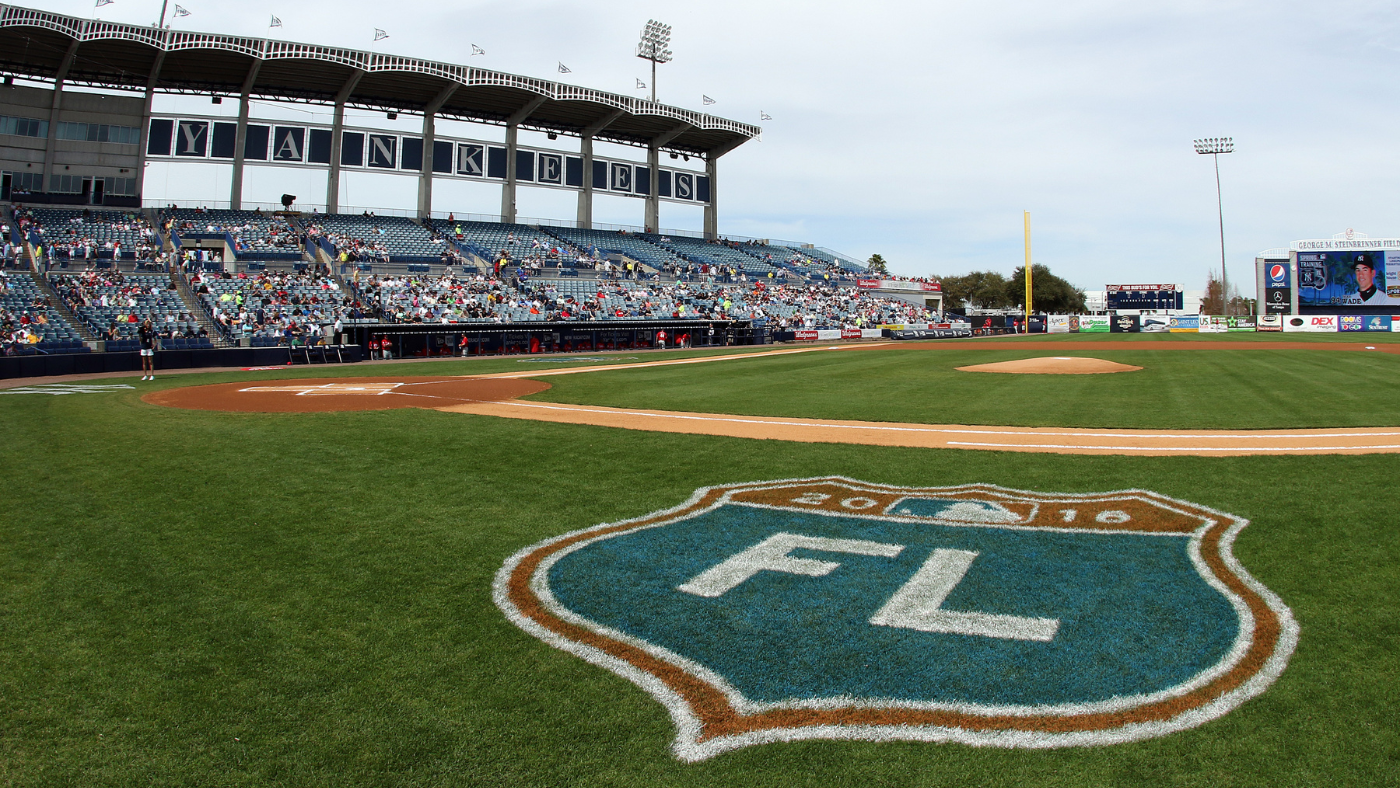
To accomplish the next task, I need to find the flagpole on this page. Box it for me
[158,0,168,28]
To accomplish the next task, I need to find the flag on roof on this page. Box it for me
[374,29,389,41]
[636,79,646,89]
[761,111,772,121]
[471,44,486,56]
[173,5,190,16]
[94,0,113,7]
[269,15,282,28]
[702,95,715,105]
[558,63,571,74]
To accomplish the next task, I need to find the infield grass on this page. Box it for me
[1,341,1397,787]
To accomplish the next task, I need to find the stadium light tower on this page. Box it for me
[1194,137,1234,314]
[636,20,673,102]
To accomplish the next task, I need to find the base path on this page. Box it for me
[437,398,1400,456]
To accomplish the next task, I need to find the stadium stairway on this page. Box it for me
[28,270,95,341]
[172,274,235,348]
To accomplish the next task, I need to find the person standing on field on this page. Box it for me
[138,317,157,380]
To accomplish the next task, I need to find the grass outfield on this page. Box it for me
[0,339,1396,786]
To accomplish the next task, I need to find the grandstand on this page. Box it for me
[191,270,350,343]
[50,271,212,349]
[0,271,87,353]
[429,220,582,268]
[544,227,689,274]
[305,215,449,264]
[169,209,306,261]
[20,208,159,260]
[651,234,785,278]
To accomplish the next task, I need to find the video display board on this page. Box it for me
[1105,284,1183,310]
[1296,251,1399,307]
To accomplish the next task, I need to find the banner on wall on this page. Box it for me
[1199,316,1258,333]
[1048,315,1071,333]
[856,279,941,292]
[146,113,710,205]
[1258,314,1283,332]
[1283,315,1338,333]
[1110,314,1141,333]
[1338,315,1393,332]
[1078,316,1111,333]
[1168,315,1199,332]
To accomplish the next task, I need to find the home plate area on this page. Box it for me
[143,376,550,413]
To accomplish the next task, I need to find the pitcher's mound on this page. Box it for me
[956,357,1142,375]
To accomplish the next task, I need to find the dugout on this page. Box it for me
[351,319,762,358]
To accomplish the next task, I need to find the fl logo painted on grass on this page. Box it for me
[494,477,1298,761]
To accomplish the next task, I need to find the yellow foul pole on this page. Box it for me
[1023,211,1032,330]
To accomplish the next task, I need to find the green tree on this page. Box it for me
[1006,264,1087,313]
[939,271,1013,310]
[866,254,888,274]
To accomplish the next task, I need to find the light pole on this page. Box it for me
[636,20,672,103]
[1194,137,1234,314]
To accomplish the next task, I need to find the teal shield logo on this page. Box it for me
[496,478,1297,761]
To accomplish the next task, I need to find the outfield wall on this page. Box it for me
[1047,314,1399,334]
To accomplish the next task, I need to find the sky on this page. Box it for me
[27,0,1400,291]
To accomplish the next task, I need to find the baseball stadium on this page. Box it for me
[0,4,1397,787]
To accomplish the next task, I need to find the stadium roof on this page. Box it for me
[0,4,760,157]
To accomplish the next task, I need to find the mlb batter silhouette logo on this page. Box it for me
[495,478,1297,761]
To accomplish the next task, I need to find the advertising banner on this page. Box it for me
[1110,314,1141,333]
[1263,261,1292,314]
[1258,314,1283,332]
[856,280,941,292]
[1140,315,1170,333]
[1199,316,1258,333]
[1296,250,1400,307]
[891,327,972,340]
[1048,315,1071,334]
[1078,316,1111,333]
[1168,315,1199,333]
[1339,315,1392,332]
[1283,315,1338,333]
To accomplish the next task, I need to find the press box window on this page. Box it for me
[56,122,140,145]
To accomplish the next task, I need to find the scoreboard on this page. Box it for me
[1105,284,1184,310]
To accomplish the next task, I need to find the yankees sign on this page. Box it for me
[496,477,1297,761]
[147,114,710,204]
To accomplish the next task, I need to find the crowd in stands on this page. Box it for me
[0,270,62,352]
[50,269,207,342]
[192,269,356,343]
[353,273,937,327]
[16,207,162,261]
[167,208,307,256]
